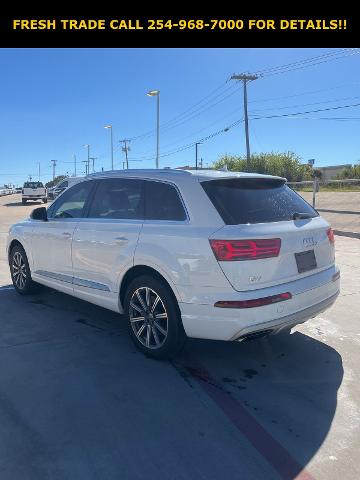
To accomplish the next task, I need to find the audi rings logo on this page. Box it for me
[303,237,318,248]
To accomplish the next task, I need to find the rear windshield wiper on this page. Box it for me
[293,212,313,220]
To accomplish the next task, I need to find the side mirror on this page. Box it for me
[30,207,48,222]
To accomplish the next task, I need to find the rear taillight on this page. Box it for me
[215,292,292,309]
[327,228,335,244]
[22,189,24,194]
[209,238,281,261]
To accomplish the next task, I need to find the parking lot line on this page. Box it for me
[182,356,315,480]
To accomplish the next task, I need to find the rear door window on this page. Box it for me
[145,181,187,221]
[87,178,144,220]
[201,178,318,225]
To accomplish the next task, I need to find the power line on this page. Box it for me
[249,82,360,104]
[250,101,360,120]
[250,95,360,114]
[126,50,359,149]
[129,83,241,145]
[29,50,360,172]
[128,81,232,142]
[131,100,360,163]
[255,49,359,77]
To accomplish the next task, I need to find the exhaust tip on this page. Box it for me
[236,329,274,342]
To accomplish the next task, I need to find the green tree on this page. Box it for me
[335,162,360,179]
[45,175,67,188]
[212,152,311,182]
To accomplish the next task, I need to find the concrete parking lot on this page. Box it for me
[301,192,360,237]
[0,193,359,480]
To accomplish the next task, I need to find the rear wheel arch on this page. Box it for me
[119,265,181,312]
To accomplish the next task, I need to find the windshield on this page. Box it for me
[23,182,44,189]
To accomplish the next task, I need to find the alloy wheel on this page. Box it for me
[12,252,27,289]
[129,287,168,349]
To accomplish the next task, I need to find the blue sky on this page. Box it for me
[0,48,359,186]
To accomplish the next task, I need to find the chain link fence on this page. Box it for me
[287,179,360,192]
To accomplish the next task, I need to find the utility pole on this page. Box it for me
[230,73,258,170]
[120,139,131,169]
[89,157,97,173]
[195,142,202,170]
[73,154,77,176]
[83,144,90,174]
[51,160,57,181]
[82,160,89,175]
[104,125,114,170]
[200,158,204,169]
[38,162,41,181]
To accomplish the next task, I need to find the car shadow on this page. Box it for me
[0,285,343,479]
[178,333,343,477]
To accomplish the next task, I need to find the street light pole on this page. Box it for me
[73,154,77,176]
[38,162,41,181]
[147,90,160,168]
[104,125,114,170]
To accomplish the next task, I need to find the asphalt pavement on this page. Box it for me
[0,194,359,480]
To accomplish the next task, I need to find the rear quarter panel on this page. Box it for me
[135,222,232,303]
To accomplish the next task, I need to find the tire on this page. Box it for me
[124,275,186,359]
[22,199,27,205]
[43,198,48,204]
[9,245,41,295]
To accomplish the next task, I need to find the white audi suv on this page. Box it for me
[7,169,340,358]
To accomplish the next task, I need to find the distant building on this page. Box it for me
[316,164,352,181]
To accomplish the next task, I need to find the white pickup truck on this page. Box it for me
[22,181,47,205]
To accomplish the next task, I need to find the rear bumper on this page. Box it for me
[22,196,45,199]
[179,268,340,341]
[230,291,338,340]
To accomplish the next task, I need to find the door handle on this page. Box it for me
[115,236,128,245]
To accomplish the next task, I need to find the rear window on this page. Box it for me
[23,182,44,188]
[201,178,318,225]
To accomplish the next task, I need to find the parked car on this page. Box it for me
[15,187,22,193]
[7,169,340,359]
[22,181,47,204]
[48,177,82,200]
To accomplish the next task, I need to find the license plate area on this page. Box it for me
[295,250,317,273]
